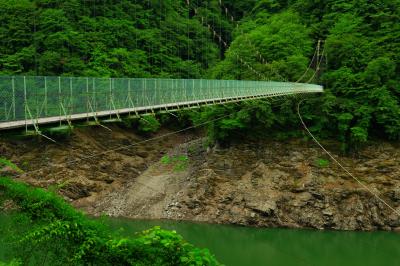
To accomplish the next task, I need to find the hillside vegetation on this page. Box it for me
[0,177,220,265]
[205,0,400,150]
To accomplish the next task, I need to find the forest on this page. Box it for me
[1,0,400,264]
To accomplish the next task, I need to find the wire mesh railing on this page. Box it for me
[0,76,323,127]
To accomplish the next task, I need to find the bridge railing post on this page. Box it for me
[207,79,210,101]
[192,79,195,101]
[70,77,73,119]
[219,80,223,100]
[222,80,225,99]
[58,76,62,125]
[86,77,89,120]
[92,78,96,113]
[141,79,144,108]
[154,78,157,105]
[44,77,48,116]
[11,76,16,120]
[170,79,174,104]
[236,80,240,99]
[231,80,234,99]
[127,78,131,110]
[23,76,27,131]
[109,77,112,117]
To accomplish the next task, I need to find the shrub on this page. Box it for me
[0,177,220,266]
[138,116,161,134]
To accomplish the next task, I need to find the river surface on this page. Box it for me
[108,218,400,266]
[1,213,399,266]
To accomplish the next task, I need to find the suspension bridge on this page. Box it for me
[0,76,322,131]
[0,1,324,132]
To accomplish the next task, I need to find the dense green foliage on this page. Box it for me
[0,0,231,78]
[0,177,220,265]
[138,115,161,134]
[0,0,399,149]
[207,0,400,150]
[0,259,21,266]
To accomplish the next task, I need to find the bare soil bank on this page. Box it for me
[1,126,400,231]
[0,125,197,210]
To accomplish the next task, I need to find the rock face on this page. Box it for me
[96,138,400,231]
[1,127,400,231]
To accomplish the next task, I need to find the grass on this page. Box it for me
[315,158,330,168]
[0,158,23,174]
[160,155,189,172]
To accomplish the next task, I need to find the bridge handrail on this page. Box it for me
[0,76,323,124]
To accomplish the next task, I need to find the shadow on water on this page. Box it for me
[107,218,400,266]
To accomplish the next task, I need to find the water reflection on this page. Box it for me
[107,218,400,266]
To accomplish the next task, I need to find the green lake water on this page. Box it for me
[1,214,399,266]
[108,218,400,266]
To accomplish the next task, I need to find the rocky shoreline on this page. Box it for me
[1,127,400,231]
[94,137,400,231]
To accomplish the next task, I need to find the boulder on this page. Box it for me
[246,199,276,216]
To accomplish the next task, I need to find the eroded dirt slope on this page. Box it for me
[0,125,196,213]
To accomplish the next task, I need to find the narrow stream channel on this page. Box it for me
[108,218,400,266]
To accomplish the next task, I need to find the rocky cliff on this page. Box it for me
[95,137,400,231]
[1,127,399,231]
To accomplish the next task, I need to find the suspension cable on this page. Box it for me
[13,96,293,180]
[296,46,318,83]
[306,41,326,84]
[216,0,287,81]
[189,2,266,80]
[297,99,400,217]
